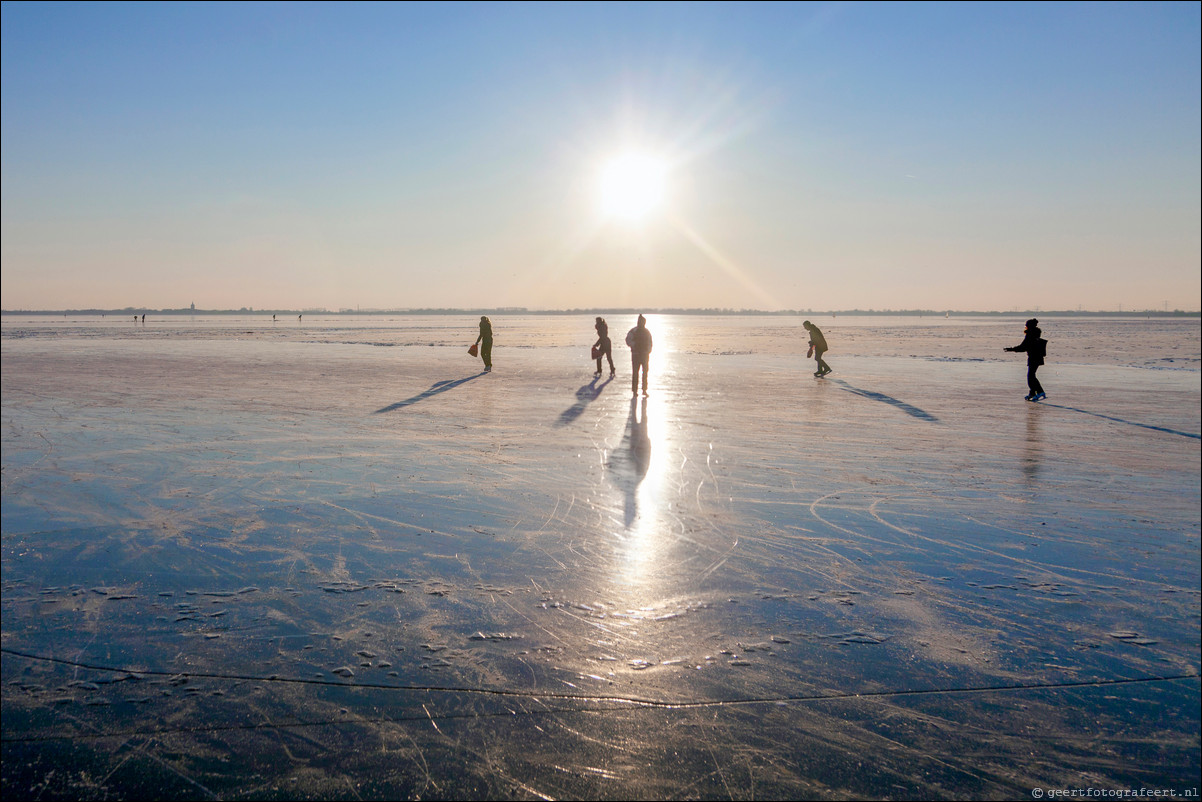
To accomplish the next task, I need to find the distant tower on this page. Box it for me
[190,302,196,311]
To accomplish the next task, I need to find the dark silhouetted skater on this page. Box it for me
[475,316,493,371]
[625,315,653,396]
[1005,318,1047,401]
[593,317,615,377]
[803,320,831,376]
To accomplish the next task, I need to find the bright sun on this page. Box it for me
[597,152,667,222]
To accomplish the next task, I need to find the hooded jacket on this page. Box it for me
[625,317,653,357]
[1010,323,1046,366]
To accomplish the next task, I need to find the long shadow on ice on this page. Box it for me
[374,373,487,413]
[606,397,651,528]
[830,379,939,422]
[555,375,614,426]
[1040,402,1200,439]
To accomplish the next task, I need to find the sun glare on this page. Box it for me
[597,152,667,222]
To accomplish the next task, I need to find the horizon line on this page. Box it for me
[3,307,1200,317]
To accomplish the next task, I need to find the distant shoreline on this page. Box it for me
[2,308,1199,318]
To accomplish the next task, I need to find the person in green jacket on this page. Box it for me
[803,320,831,377]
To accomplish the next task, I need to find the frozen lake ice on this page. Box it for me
[2,314,1199,799]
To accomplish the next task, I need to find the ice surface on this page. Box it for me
[2,314,1199,799]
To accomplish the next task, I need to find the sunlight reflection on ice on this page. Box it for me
[2,313,1198,800]
[609,316,676,590]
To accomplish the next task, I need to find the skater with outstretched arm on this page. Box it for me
[1004,318,1047,401]
[803,320,832,376]
[625,315,653,396]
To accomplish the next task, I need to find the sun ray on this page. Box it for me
[669,214,780,309]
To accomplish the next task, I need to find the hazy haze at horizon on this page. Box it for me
[2,2,1199,312]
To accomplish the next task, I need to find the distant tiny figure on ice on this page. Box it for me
[473,315,493,371]
[1004,318,1047,401]
[803,320,832,376]
[592,317,615,377]
[625,315,653,396]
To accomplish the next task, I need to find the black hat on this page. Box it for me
[1025,318,1039,328]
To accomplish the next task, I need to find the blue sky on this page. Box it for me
[3,1,1199,311]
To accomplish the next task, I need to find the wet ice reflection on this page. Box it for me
[1023,405,1043,482]
[608,397,665,588]
[606,316,677,590]
[3,313,1198,800]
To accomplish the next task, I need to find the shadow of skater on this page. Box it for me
[605,397,652,529]
[1040,403,1201,440]
[556,375,614,427]
[374,372,487,413]
[830,379,939,422]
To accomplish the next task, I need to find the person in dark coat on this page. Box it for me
[625,315,653,396]
[593,317,615,377]
[475,316,493,371]
[803,320,832,376]
[1004,318,1047,401]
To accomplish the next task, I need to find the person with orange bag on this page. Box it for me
[473,316,493,371]
[592,317,615,377]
